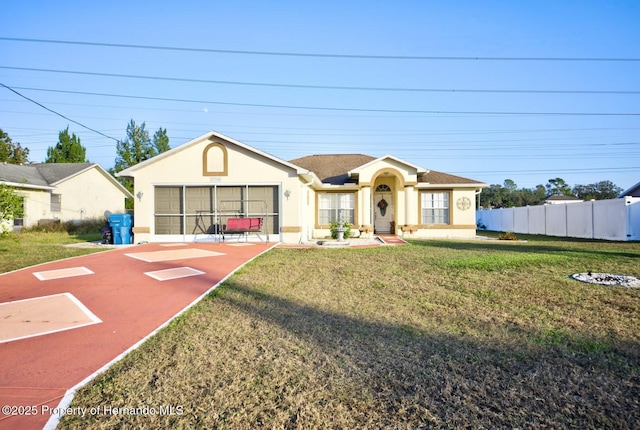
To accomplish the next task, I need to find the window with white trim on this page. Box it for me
[318,193,355,225]
[13,196,25,226]
[421,192,449,224]
[51,194,61,212]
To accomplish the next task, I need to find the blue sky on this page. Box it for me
[1,1,639,190]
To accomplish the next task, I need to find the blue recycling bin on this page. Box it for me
[108,214,133,244]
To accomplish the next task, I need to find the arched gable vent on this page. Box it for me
[203,142,228,176]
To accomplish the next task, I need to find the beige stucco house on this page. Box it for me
[0,162,132,228]
[117,132,487,244]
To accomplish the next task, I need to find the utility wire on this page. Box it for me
[1,37,639,62]
[3,114,638,136]
[11,86,640,116]
[2,66,637,95]
[0,83,119,142]
[458,166,640,175]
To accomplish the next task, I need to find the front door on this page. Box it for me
[373,191,393,233]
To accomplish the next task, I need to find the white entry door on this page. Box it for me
[373,192,393,233]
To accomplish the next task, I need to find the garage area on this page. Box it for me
[154,184,280,241]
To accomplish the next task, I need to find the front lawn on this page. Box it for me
[48,236,640,428]
[0,230,106,274]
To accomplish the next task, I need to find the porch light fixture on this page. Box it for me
[284,189,292,200]
[136,191,144,201]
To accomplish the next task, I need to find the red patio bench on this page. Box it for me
[222,217,266,242]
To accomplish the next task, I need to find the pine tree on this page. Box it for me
[153,127,170,154]
[45,127,88,163]
[114,120,155,174]
[112,120,171,209]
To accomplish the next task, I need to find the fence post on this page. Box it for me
[591,200,595,239]
[626,197,632,241]
[565,203,569,238]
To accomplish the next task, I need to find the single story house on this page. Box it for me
[0,162,133,228]
[117,132,487,244]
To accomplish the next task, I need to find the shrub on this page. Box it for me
[0,218,12,235]
[498,231,518,241]
[22,218,106,235]
[66,218,107,235]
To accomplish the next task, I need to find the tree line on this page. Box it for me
[479,177,623,208]
[0,119,168,170]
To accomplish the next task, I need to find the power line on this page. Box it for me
[0,83,119,142]
[456,166,640,175]
[5,123,637,149]
[2,66,638,95]
[11,86,640,116]
[1,37,639,62]
[3,110,638,135]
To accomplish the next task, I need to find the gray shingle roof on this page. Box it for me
[289,154,376,184]
[0,163,93,187]
[289,154,484,186]
[417,169,485,185]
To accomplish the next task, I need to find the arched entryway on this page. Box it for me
[373,184,393,233]
[366,167,406,235]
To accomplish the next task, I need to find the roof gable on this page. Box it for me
[112,131,486,189]
[0,163,93,188]
[0,163,132,197]
[33,163,94,185]
[348,154,427,176]
[619,181,640,198]
[289,154,375,184]
[118,131,307,177]
[289,154,486,187]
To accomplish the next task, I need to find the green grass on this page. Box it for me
[8,233,639,428]
[440,252,569,270]
[0,230,106,273]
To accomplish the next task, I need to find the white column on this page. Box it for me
[396,187,406,226]
[361,186,371,226]
[405,185,417,225]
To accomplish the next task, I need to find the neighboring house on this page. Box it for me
[0,162,133,228]
[619,181,640,198]
[117,132,488,244]
[544,195,584,205]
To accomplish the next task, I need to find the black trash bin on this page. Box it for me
[100,221,112,244]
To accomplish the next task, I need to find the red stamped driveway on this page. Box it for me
[0,241,277,430]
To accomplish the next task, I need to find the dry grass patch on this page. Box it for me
[60,238,640,429]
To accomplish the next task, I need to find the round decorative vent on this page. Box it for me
[456,196,471,211]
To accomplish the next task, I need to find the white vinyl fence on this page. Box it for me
[476,197,640,241]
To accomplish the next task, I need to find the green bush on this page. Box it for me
[498,231,518,241]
